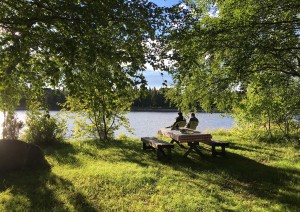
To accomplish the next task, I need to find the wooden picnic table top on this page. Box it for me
[158,128,212,143]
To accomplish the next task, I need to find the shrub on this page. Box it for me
[2,111,23,140]
[231,124,300,144]
[22,110,66,145]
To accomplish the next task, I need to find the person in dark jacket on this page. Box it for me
[186,113,199,130]
[169,112,186,129]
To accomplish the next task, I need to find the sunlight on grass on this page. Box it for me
[0,189,30,211]
[0,133,299,211]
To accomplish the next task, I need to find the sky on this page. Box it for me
[144,0,181,88]
[143,69,173,88]
[150,0,181,7]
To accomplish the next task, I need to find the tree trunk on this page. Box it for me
[102,114,108,140]
[2,110,6,139]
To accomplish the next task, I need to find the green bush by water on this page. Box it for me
[21,110,66,145]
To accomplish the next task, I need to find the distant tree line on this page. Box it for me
[132,87,174,109]
[18,88,66,110]
[17,87,176,111]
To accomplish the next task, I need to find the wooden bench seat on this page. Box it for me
[141,137,174,160]
[197,139,229,156]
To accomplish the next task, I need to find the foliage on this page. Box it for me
[43,88,66,110]
[2,111,23,140]
[0,135,299,211]
[64,63,137,140]
[0,0,162,89]
[0,78,22,113]
[22,103,66,145]
[233,72,300,139]
[0,1,163,133]
[163,0,300,138]
[0,68,24,138]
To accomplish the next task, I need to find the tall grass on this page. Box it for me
[0,133,299,211]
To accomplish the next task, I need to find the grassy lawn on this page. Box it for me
[0,133,299,211]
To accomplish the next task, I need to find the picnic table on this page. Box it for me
[158,127,229,157]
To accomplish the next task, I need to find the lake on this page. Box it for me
[0,111,234,139]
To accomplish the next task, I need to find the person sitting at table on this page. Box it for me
[169,112,186,129]
[186,112,199,130]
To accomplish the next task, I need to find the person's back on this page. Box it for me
[171,112,186,129]
[186,113,199,130]
[176,113,185,122]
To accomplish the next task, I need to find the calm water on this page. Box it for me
[116,112,234,138]
[0,111,234,139]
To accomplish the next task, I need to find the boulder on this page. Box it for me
[0,139,50,172]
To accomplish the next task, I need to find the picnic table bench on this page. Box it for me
[141,137,174,160]
[158,128,229,157]
[196,137,229,157]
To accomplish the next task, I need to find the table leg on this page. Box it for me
[183,147,193,158]
[193,145,204,156]
[221,146,226,156]
[171,139,187,149]
[183,142,203,158]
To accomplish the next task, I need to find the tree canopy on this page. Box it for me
[164,0,299,108]
[163,0,300,138]
[0,0,166,139]
[0,0,162,97]
[0,0,299,139]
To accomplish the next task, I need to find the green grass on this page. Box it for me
[0,133,299,211]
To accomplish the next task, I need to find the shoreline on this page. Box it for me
[16,107,180,112]
[130,108,178,112]
[15,108,220,113]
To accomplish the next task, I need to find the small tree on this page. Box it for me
[233,72,300,139]
[2,111,23,140]
[0,75,23,139]
[65,63,137,140]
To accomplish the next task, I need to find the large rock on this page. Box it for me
[0,139,50,172]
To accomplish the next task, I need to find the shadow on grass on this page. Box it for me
[69,138,155,166]
[42,142,92,167]
[167,148,300,210]
[0,169,97,211]
[27,138,299,210]
[229,142,283,156]
[44,139,153,167]
[90,138,300,210]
